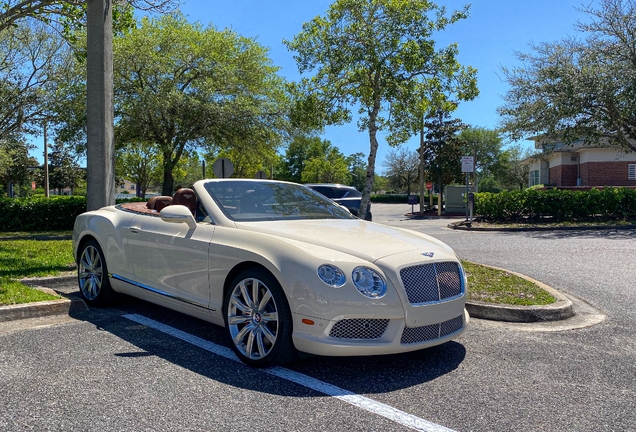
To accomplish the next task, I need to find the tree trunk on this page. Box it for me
[86,0,115,211]
[360,100,381,221]
[419,117,425,213]
[162,156,175,196]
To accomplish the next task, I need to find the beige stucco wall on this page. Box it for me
[579,148,636,163]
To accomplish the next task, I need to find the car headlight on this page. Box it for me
[317,264,346,287]
[352,266,386,298]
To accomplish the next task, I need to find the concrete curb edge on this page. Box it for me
[0,276,87,323]
[465,262,574,322]
[448,220,636,232]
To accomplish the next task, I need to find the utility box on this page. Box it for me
[445,185,476,214]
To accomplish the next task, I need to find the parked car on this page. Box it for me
[73,179,468,367]
[305,183,372,221]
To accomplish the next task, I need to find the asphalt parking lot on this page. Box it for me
[1,204,635,431]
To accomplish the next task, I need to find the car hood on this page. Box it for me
[234,219,454,262]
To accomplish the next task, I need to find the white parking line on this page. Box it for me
[123,313,456,432]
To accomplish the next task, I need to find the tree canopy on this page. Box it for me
[382,147,419,195]
[499,0,636,153]
[285,0,478,219]
[114,13,290,195]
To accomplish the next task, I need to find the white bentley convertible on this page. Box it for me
[73,179,468,367]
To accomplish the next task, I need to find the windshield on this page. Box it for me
[203,180,356,222]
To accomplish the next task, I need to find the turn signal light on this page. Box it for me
[301,318,315,325]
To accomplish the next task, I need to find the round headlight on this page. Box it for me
[317,264,346,287]
[352,266,386,298]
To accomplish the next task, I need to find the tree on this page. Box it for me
[0,18,70,139]
[497,143,532,190]
[301,147,350,183]
[115,140,161,198]
[48,140,83,194]
[278,135,330,182]
[382,147,419,195]
[422,109,466,212]
[499,0,636,153]
[0,136,37,196]
[458,127,504,188]
[0,1,174,33]
[346,152,366,191]
[285,0,478,220]
[115,13,290,196]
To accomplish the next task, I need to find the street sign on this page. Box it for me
[255,170,268,179]
[426,181,433,190]
[212,158,234,178]
[461,156,474,173]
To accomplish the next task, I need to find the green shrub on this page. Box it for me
[0,196,87,231]
[474,187,636,221]
[370,194,410,203]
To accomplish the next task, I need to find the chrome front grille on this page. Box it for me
[400,262,463,304]
[329,319,389,340]
[400,315,464,345]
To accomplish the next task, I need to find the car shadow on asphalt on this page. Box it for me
[69,294,466,396]
[519,228,636,240]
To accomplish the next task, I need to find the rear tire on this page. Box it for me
[223,268,297,367]
[77,239,115,306]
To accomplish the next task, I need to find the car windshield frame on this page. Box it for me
[203,180,356,222]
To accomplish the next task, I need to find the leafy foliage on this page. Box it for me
[382,147,419,194]
[475,187,636,221]
[499,0,636,152]
[422,109,466,193]
[285,0,478,222]
[114,13,290,195]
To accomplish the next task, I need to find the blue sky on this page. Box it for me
[32,1,592,172]
[178,0,591,172]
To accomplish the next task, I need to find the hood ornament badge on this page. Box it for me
[421,252,434,258]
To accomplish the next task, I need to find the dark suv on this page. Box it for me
[305,183,372,221]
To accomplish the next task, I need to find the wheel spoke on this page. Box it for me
[256,329,266,358]
[233,323,253,346]
[258,290,272,312]
[252,280,261,310]
[230,295,250,314]
[245,328,256,358]
[228,314,251,325]
[261,325,277,344]
[261,311,278,323]
[79,271,91,280]
[239,281,255,309]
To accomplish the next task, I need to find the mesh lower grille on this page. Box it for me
[400,262,463,304]
[329,319,389,340]
[400,315,464,345]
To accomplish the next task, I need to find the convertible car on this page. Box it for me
[73,179,468,367]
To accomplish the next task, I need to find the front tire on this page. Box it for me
[224,269,296,367]
[77,239,115,306]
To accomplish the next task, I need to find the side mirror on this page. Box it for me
[160,205,197,230]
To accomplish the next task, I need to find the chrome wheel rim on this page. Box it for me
[78,245,103,301]
[227,278,279,360]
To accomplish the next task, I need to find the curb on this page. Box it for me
[465,263,574,323]
[2,269,574,324]
[448,220,636,232]
[0,276,87,323]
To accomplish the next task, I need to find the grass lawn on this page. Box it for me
[0,232,557,307]
[462,260,556,306]
[0,237,74,305]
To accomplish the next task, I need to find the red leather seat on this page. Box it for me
[172,188,197,216]
[146,196,173,212]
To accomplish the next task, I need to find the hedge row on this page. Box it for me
[474,188,636,221]
[0,196,145,232]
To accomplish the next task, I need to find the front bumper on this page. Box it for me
[291,308,469,356]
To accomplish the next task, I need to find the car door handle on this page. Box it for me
[129,226,141,233]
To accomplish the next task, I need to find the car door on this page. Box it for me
[124,213,215,309]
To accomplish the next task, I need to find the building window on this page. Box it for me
[130,185,136,190]
[629,164,636,180]
[530,170,540,186]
